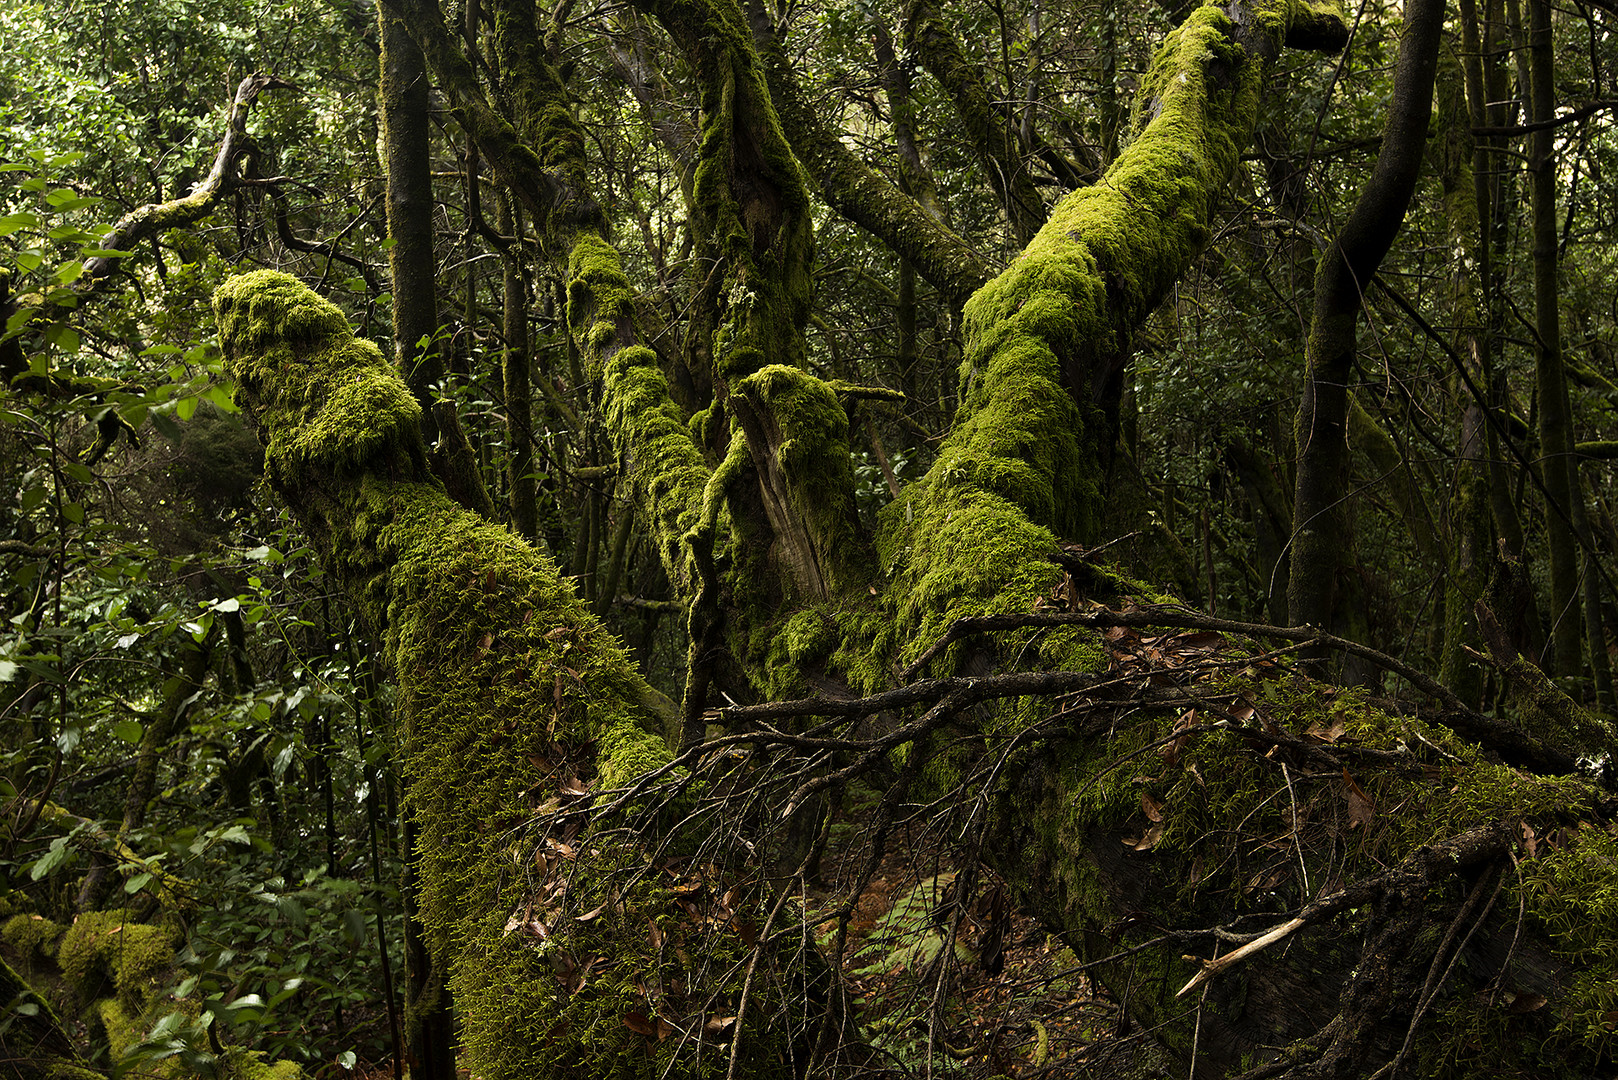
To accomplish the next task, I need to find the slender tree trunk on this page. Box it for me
[1288,0,1444,651]
[500,194,539,542]
[378,0,493,518]
[1525,0,1582,676]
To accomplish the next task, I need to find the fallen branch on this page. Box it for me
[905,603,1577,774]
[1175,819,1516,998]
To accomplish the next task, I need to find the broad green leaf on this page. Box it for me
[0,211,40,235]
[30,837,70,880]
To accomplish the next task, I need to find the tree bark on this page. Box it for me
[378,0,494,519]
[1525,0,1582,676]
[1287,0,1444,647]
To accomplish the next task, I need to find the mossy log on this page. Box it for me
[214,272,826,1080]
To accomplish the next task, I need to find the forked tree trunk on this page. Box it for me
[215,3,1618,1078]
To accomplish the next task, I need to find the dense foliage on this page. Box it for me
[3,0,1617,1075]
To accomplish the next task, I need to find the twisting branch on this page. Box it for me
[81,74,300,289]
[1175,819,1515,997]
[904,602,1578,774]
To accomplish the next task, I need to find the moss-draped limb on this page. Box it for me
[751,4,991,308]
[874,1,1349,666]
[567,232,712,595]
[215,270,823,1079]
[625,0,817,405]
[381,0,598,239]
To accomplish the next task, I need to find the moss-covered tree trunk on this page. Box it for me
[377,0,493,520]
[1525,0,1583,677]
[214,2,1618,1078]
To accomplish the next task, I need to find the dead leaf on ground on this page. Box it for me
[1124,822,1165,852]
[1141,791,1165,823]
[1342,769,1375,828]
[1306,714,1347,743]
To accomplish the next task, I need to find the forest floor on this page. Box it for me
[798,786,1118,1077]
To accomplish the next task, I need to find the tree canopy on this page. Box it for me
[2,0,1617,1077]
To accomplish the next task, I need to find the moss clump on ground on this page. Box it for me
[3,912,66,976]
[57,910,176,1005]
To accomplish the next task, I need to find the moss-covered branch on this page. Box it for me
[214,271,838,1079]
[902,0,1046,246]
[871,0,1349,666]
[381,0,597,237]
[752,6,991,308]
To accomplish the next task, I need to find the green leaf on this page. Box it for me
[113,719,144,743]
[205,383,239,412]
[0,212,40,236]
[150,410,182,441]
[79,248,135,258]
[30,837,70,880]
[124,871,153,894]
[43,324,80,353]
[54,260,84,284]
[176,395,198,421]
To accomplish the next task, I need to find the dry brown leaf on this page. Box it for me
[1306,714,1347,743]
[704,1015,738,1035]
[1176,630,1224,650]
[575,903,608,922]
[1507,992,1548,1014]
[623,1012,657,1037]
[1520,821,1539,858]
[1126,822,1165,851]
[647,919,663,949]
[1141,791,1165,823]
[1342,769,1375,829]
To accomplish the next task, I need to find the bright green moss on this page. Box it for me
[566,232,710,597]
[57,911,176,1005]
[215,271,801,1080]
[3,913,64,975]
